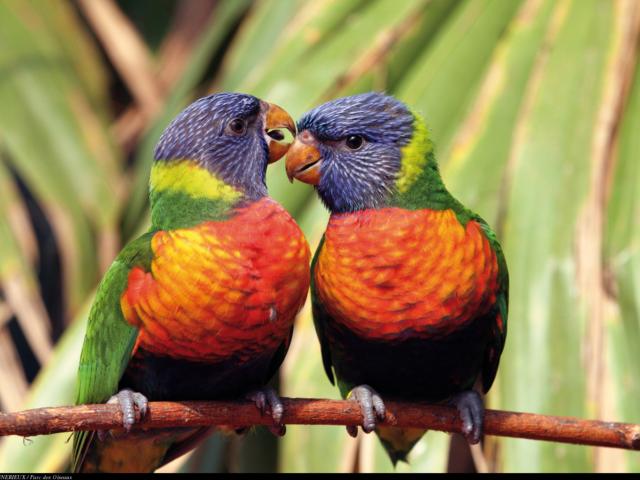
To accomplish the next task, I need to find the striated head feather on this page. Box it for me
[148,93,295,229]
[153,93,269,200]
[288,92,440,213]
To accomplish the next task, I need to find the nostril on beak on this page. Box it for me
[267,130,285,141]
[299,130,315,144]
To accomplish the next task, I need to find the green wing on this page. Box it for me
[473,215,509,393]
[71,232,154,472]
[309,235,337,385]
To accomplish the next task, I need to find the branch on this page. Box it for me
[1,398,639,451]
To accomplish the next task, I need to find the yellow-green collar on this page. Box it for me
[150,159,242,202]
[395,113,433,194]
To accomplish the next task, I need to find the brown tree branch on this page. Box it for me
[1,398,639,451]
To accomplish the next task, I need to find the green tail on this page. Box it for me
[78,433,171,473]
[376,426,426,466]
[75,427,204,473]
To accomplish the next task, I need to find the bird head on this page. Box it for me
[285,92,433,213]
[154,93,295,199]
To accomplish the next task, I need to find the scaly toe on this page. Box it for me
[132,392,149,418]
[451,390,484,445]
[371,391,386,420]
[348,385,386,434]
[265,388,284,425]
[246,387,285,435]
[247,390,267,413]
[107,388,148,432]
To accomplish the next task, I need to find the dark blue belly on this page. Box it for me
[326,311,495,402]
[120,347,280,401]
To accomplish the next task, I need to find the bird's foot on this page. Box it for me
[97,389,148,441]
[246,387,286,437]
[345,384,386,437]
[451,390,484,444]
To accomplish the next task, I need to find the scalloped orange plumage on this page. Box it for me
[121,198,310,362]
[315,208,499,338]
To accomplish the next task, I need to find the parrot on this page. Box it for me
[71,93,310,473]
[284,92,508,465]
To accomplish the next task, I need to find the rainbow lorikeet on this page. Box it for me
[285,92,508,464]
[72,93,310,473]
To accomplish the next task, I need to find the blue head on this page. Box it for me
[286,92,416,212]
[154,93,295,199]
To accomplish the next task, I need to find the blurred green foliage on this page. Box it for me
[0,0,638,473]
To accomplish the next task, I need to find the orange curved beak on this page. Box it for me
[285,130,322,185]
[264,102,296,164]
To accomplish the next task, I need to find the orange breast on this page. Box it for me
[121,198,310,362]
[314,208,499,338]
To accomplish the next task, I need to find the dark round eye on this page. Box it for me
[228,118,247,135]
[345,135,364,150]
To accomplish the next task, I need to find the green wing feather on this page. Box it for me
[472,214,509,393]
[309,235,336,385]
[71,232,154,472]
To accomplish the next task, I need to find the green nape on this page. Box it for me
[150,190,239,230]
[391,112,474,226]
[149,159,244,230]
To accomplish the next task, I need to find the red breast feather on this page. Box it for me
[121,198,310,362]
[315,208,499,338]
